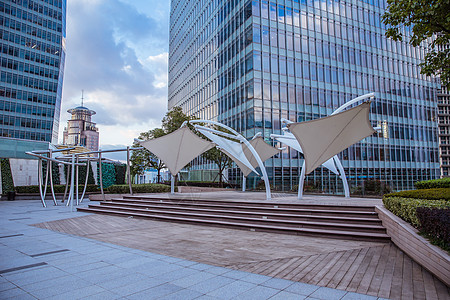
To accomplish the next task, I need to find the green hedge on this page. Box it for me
[416,207,450,248]
[15,184,99,194]
[98,162,116,188]
[115,164,126,185]
[107,184,171,194]
[415,178,450,189]
[382,196,449,227]
[1,158,14,194]
[384,188,450,201]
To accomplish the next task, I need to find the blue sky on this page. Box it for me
[60,0,170,160]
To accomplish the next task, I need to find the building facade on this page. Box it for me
[168,0,440,192]
[438,84,450,177]
[0,0,66,157]
[62,105,99,152]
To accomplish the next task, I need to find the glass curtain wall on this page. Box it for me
[168,0,440,192]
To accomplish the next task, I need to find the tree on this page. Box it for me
[383,0,450,88]
[202,148,233,187]
[130,107,196,183]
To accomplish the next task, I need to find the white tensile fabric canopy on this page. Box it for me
[139,127,214,175]
[240,136,280,177]
[287,102,375,175]
[196,128,259,175]
[273,132,339,175]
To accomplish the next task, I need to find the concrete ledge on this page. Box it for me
[177,186,229,193]
[375,205,450,286]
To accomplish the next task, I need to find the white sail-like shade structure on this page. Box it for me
[240,137,280,177]
[272,132,339,175]
[287,102,375,175]
[140,127,214,175]
[196,128,259,175]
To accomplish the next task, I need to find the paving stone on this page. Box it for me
[309,286,348,300]
[233,285,279,299]
[158,288,204,300]
[188,275,235,293]
[261,277,294,290]
[126,283,183,300]
[284,281,320,296]
[207,279,256,299]
[269,290,308,300]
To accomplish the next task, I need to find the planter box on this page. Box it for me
[376,205,450,286]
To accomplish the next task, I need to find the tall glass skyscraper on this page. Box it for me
[0,0,66,157]
[168,0,440,192]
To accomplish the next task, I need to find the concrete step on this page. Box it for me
[99,201,383,226]
[77,206,390,242]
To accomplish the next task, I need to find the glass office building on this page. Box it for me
[168,0,440,192]
[0,0,66,157]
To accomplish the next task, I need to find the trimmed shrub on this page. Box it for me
[384,188,450,201]
[416,207,450,247]
[0,158,14,194]
[107,184,171,194]
[115,164,126,185]
[98,162,116,188]
[14,184,99,194]
[382,197,449,227]
[415,178,450,189]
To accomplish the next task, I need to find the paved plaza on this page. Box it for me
[0,197,446,299]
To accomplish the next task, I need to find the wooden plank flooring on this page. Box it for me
[33,214,449,299]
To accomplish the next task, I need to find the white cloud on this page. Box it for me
[60,0,169,147]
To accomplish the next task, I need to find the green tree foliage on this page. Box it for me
[382,0,450,88]
[130,107,196,182]
[98,162,116,188]
[0,158,14,194]
[201,148,233,187]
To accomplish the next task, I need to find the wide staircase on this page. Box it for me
[77,195,390,242]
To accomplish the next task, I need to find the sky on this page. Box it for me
[60,0,170,160]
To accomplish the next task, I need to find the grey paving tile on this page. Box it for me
[222,269,252,280]
[261,277,294,290]
[285,282,320,296]
[79,290,122,300]
[28,280,93,298]
[5,292,38,300]
[204,266,232,275]
[239,273,271,285]
[21,275,89,292]
[126,283,183,300]
[110,278,166,297]
[59,261,111,274]
[309,286,348,300]
[232,285,279,299]
[207,279,256,299]
[188,275,235,293]
[171,271,217,288]
[157,267,199,282]
[270,290,308,300]
[158,288,204,300]
[0,287,29,299]
[189,262,213,271]
[135,261,184,277]
[341,292,379,300]
[0,281,17,292]
[96,273,151,289]
[44,285,106,300]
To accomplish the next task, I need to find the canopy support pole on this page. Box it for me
[37,159,46,207]
[171,175,175,194]
[127,146,133,195]
[334,155,350,198]
[298,161,306,200]
[242,176,246,192]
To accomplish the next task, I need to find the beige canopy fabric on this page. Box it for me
[140,127,214,175]
[287,102,375,175]
[196,128,259,175]
[240,137,280,177]
[273,133,339,175]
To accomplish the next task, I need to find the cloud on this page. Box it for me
[60,0,169,145]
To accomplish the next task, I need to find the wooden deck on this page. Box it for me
[34,214,449,299]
